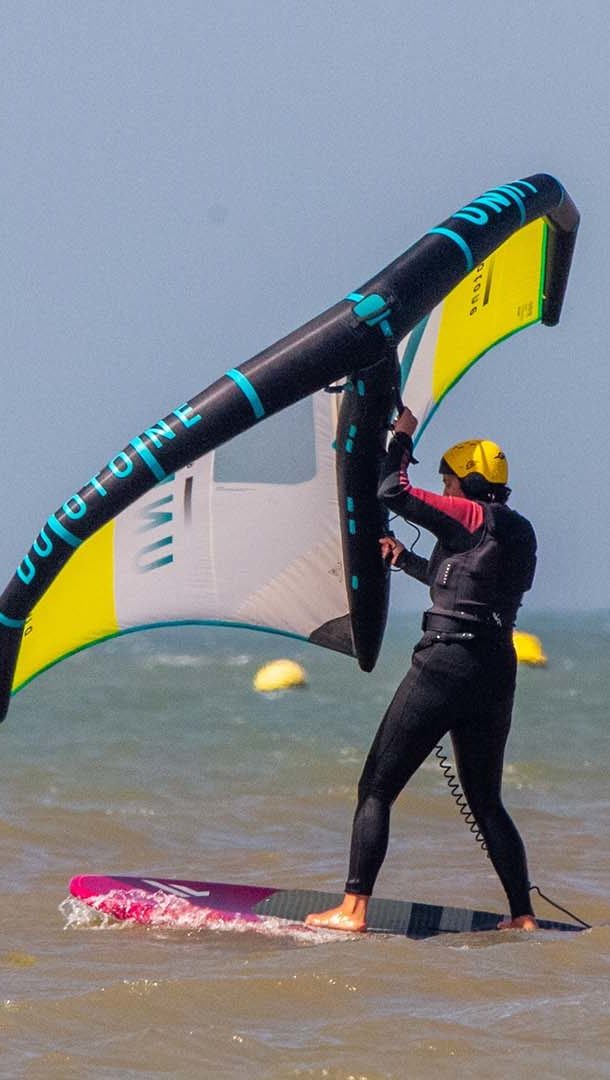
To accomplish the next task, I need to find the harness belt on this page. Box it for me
[421,612,509,636]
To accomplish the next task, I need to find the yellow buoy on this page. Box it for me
[253,659,308,692]
[512,629,547,667]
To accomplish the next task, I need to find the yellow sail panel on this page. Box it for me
[12,522,119,691]
[431,218,547,405]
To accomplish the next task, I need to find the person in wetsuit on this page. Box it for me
[306,405,539,933]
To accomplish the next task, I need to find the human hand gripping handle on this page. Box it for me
[379,535,406,567]
[392,405,418,438]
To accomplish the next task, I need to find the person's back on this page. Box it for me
[423,500,537,631]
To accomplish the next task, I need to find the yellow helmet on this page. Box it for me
[440,439,508,485]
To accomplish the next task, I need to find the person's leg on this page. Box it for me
[450,669,537,929]
[306,639,456,931]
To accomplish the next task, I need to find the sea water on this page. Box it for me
[0,612,609,1078]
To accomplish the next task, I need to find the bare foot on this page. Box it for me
[497,914,539,931]
[305,894,368,933]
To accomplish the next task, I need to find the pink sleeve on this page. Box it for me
[397,457,484,534]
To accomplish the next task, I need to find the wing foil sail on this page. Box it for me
[400,218,547,437]
[0,173,579,716]
[13,392,353,693]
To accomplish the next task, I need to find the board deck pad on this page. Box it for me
[69,875,584,938]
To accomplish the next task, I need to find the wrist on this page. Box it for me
[391,431,419,464]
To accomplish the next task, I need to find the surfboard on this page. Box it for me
[69,875,584,938]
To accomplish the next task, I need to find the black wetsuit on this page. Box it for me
[344,432,537,918]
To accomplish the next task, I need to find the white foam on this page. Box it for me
[60,891,349,945]
[59,896,128,930]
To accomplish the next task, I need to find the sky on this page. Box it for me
[2,0,609,612]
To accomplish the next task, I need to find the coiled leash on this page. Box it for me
[434,743,591,929]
